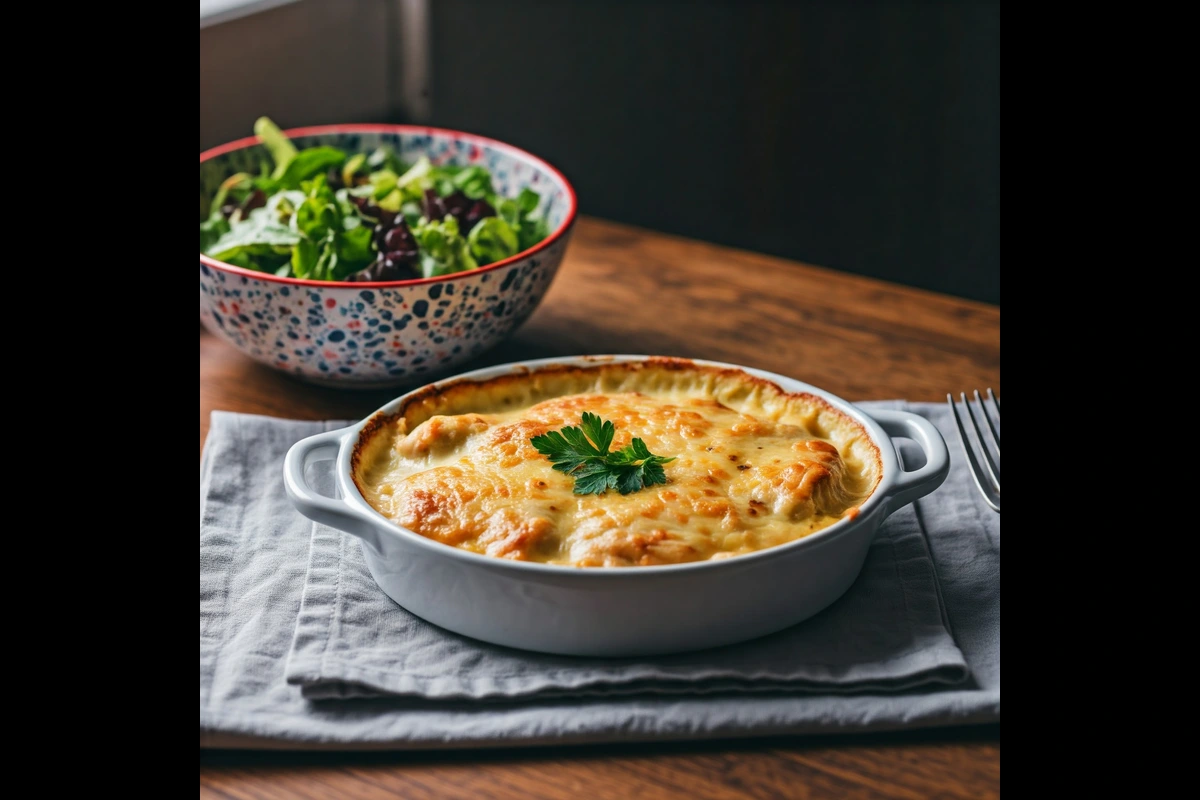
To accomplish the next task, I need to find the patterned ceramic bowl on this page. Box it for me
[199,125,577,388]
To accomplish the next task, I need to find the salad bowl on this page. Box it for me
[199,124,577,389]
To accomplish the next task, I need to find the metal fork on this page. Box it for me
[947,389,1000,512]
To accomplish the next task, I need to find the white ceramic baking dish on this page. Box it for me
[284,355,949,656]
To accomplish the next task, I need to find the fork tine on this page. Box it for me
[948,393,1001,513]
[987,387,999,412]
[963,392,1001,492]
[975,389,1001,450]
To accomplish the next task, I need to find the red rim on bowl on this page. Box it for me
[199,124,579,289]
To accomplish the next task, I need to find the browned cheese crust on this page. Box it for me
[352,359,882,567]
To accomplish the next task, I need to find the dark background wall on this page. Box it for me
[423,0,999,304]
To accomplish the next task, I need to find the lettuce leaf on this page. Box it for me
[411,216,478,278]
[254,116,298,179]
[202,117,554,280]
[452,166,494,200]
[467,216,519,263]
[273,147,346,190]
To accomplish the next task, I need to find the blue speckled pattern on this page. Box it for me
[199,128,575,388]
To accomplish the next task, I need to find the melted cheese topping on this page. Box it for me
[353,363,881,567]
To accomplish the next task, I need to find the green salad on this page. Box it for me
[200,117,551,282]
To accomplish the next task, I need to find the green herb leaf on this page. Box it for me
[366,146,401,173]
[255,116,298,178]
[579,411,615,455]
[517,187,540,214]
[615,466,644,496]
[530,414,675,496]
[400,200,424,227]
[376,188,404,212]
[293,195,338,239]
[467,216,519,263]
[495,188,549,252]
[207,172,253,220]
[341,153,367,188]
[291,237,318,279]
[369,168,399,198]
[205,207,302,260]
[573,462,619,495]
[639,459,669,486]
[518,214,551,252]
[411,216,478,278]
[274,147,346,190]
[335,225,375,274]
[452,165,494,200]
[396,157,432,190]
[199,216,230,252]
[251,118,346,190]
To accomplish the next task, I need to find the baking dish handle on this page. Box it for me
[866,409,950,513]
[284,426,384,551]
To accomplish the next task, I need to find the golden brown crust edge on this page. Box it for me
[350,358,884,508]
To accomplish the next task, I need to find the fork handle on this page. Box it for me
[867,409,951,513]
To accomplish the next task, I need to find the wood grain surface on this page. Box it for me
[199,216,1000,798]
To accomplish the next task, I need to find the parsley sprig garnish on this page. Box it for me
[530,412,676,495]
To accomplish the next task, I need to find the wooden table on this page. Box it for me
[200,216,1000,799]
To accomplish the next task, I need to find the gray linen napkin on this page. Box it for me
[287,463,966,701]
[199,402,1000,748]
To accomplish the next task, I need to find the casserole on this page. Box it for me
[285,356,949,656]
